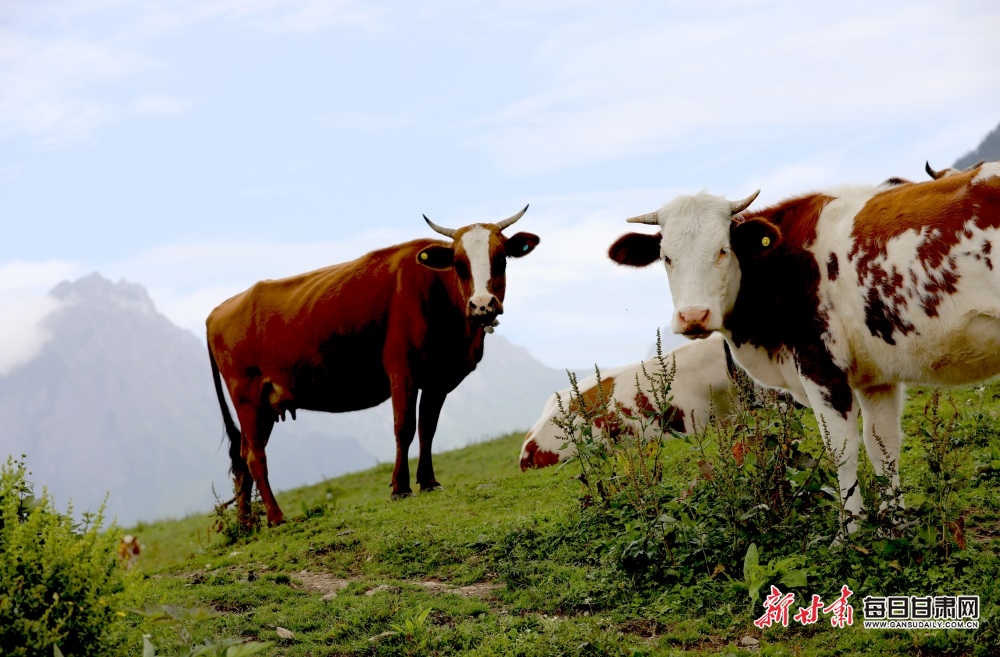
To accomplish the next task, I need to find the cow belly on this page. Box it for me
[289,361,390,412]
[847,311,1000,387]
[906,313,1000,385]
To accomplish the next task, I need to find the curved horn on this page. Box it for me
[625,211,660,225]
[730,189,760,215]
[423,214,457,238]
[496,204,529,231]
[971,159,986,170]
[925,160,941,179]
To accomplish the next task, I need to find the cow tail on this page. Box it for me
[208,346,243,476]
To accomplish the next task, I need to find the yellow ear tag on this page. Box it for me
[420,252,428,260]
[761,236,771,247]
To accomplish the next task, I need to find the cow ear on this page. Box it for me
[608,232,662,267]
[416,245,454,269]
[731,218,781,259]
[505,232,540,258]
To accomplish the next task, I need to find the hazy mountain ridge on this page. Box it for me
[954,118,1000,169]
[0,274,568,525]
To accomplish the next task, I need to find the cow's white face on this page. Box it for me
[416,208,539,326]
[658,194,742,336]
[609,190,760,337]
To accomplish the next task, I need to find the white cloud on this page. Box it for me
[0,28,150,143]
[0,0,387,143]
[471,2,1000,174]
[0,260,81,375]
[0,295,63,376]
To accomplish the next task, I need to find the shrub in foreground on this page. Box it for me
[0,455,125,657]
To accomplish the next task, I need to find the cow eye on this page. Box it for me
[663,255,672,266]
[720,247,730,256]
[492,255,506,275]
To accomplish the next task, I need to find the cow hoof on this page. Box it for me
[420,483,444,493]
[390,491,414,500]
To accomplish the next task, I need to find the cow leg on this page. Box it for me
[389,375,418,499]
[417,389,446,492]
[857,383,904,509]
[228,429,255,526]
[800,377,862,531]
[236,405,284,526]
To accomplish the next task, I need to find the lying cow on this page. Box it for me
[925,159,985,180]
[520,334,735,469]
[609,163,1000,528]
[208,207,539,526]
[882,160,986,187]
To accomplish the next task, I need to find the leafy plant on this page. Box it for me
[390,604,433,653]
[737,543,809,613]
[0,455,125,657]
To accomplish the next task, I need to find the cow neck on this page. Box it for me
[725,193,854,416]
[424,266,486,362]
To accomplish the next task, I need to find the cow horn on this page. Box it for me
[496,204,529,231]
[625,212,659,225]
[971,159,986,170]
[730,190,760,215]
[925,161,940,179]
[423,214,457,238]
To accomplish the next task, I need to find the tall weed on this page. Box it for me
[545,331,981,620]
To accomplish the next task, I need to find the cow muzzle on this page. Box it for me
[468,294,502,322]
[675,307,715,337]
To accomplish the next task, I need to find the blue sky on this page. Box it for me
[1,0,999,372]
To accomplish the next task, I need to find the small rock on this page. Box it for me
[276,627,295,640]
[229,551,241,557]
[476,483,494,490]
[365,584,402,596]
[740,636,760,647]
[321,592,337,601]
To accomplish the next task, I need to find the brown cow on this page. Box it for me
[207,207,538,526]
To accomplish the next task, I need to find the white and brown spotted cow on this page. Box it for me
[609,164,1000,528]
[520,333,735,469]
[118,535,140,569]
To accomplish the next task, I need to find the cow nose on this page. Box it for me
[468,295,499,316]
[677,307,711,332]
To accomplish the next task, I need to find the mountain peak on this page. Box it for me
[50,272,158,317]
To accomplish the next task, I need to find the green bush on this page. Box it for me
[0,455,125,657]
[527,329,987,629]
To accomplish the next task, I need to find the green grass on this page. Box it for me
[131,434,529,573]
[97,383,1000,655]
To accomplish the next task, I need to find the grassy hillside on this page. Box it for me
[103,382,1000,656]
